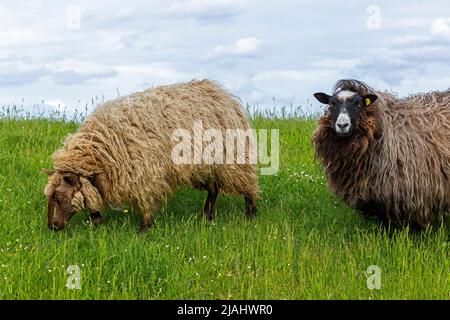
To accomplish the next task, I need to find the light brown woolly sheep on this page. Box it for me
[44,80,259,231]
[313,79,450,230]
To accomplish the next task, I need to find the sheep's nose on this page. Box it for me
[337,122,349,129]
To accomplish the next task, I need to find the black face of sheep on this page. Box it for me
[314,91,378,137]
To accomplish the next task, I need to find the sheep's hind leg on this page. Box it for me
[204,186,219,221]
[245,196,257,219]
[89,212,104,224]
[139,207,156,233]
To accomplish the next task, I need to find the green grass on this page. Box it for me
[0,116,448,299]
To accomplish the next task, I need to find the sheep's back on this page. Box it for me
[365,91,450,224]
[70,80,256,202]
[87,79,250,142]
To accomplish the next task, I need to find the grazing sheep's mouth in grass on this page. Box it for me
[47,211,74,231]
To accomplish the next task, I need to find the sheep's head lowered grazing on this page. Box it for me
[313,90,378,137]
[43,170,103,231]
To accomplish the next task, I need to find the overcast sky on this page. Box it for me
[0,0,450,115]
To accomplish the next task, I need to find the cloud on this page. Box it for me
[48,59,119,85]
[0,69,47,87]
[207,37,262,59]
[252,70,307,82]
[116,7,135,19]
[312,58,361,70]
[52,69,118,85]
[168,0,245,21]
[348,16,450,88]
[0,57,49,86]
[430,17,450,41]
[114,64,190,86]
[115,31,156,51]
[1,0,450,112]
[248,68,343,108]
[0,56,119,86]
[44,99,66,111]
[393,18,450,46]
[52,58,119,85]
[350,58,416,86]
[402,45,450,64]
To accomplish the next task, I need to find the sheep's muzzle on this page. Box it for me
[47,198,75,231]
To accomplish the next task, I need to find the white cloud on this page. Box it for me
[248,68,343,109]
[1,1,450,112]
[116,7,134,19]
[252,69,342,87]
[0,57,48,86]
[114,64,190,85]
[115,31,156,51]
[208,37,262,58]
[0,57,119,86]
[252,70,306,82]
[48,59,119,85]
[168,0,245,20]
[312,59,361,69]
[430,17,450,40]
[45,99,66,111]
[386,17,431,29]
[392,35,430,46]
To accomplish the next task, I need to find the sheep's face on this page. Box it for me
[314,90,377,137]
[43,170,84,231]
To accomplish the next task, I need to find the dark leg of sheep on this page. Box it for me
[245,196,257,218]
[139,216,153,233]
[90,212,104,224]
[204,187,219,221]
[358,201,390,228]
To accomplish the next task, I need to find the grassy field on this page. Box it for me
[0,116,448,299]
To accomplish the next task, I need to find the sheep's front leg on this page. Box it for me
[136,193,160,232]
[245,196,257,219]
[203,187,219,221]
[90,212,104,224]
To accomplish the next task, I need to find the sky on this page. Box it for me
[0,0,450,115]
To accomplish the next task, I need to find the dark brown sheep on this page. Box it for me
[313,79,450,229]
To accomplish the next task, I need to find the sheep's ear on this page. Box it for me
[80,177,103,212]
[62,172,79,187]
[42,169,55,176]
[363,94,378,107]
[313,92,331,105]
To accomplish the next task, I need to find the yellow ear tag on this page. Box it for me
[365,98,371,106]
